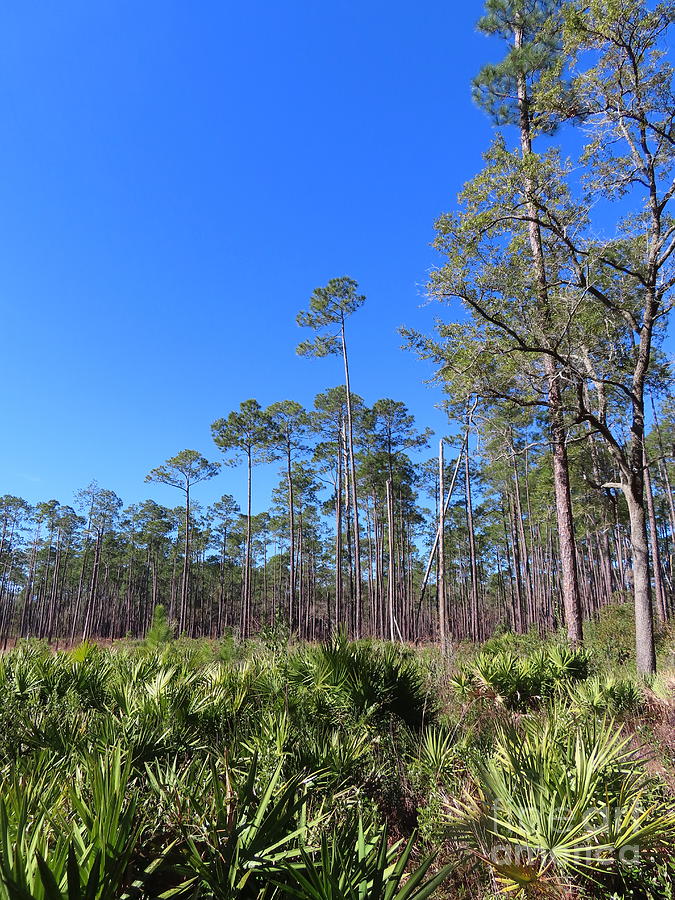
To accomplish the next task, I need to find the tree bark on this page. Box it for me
[438,440,447,655]
[626,479,657,674]
[386,478,396,642]
[644,447,667,622]
[340,316,362,636]
[515,22,583,645]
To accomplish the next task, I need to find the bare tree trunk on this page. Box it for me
[644,447,667,622]
[340,316,362,636]
[626,479,657,673]
[511,448,533,629]
[334,457,342,631]
[286,438,296,630]
[464,449,480,642]
[242,452,252,639]
[82,530,102,642]
[386,478,396,642]
[547,362,584,643]
[438,440,447,655]
[651,397,675,588]
[180,483,190,634]
[508,491,524,633]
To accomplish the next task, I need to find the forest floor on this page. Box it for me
[0,603,673,899]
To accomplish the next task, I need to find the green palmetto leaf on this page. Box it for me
[445,716,675,889]
[417,726,457,782]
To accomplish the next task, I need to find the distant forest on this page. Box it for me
[2,0,675,674]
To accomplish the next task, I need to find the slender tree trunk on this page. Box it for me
[287,440,296,630]
[334,462,342,631]
[464,449,480,642]
[651,397,675,588]
[82,530,102,642]
[547,362,584,643]
[644,447,667,621]
[625,478,657,673]
[508,491,525,632]
[242,451,253,639]
[438,440,447,655]
[511,448,533,628]
[340,317,362,636]
[180,482,190,634]
[386,479,396,641]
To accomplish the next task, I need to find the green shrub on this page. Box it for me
[568,674,643,716]
[585,602,637,666]
[145,604,174,646]
[218,628,237,664]
[450,645,590,710]
[173,757,327,900]
[286,636,436,730]
[479,627,549,658]
[0,635,670,900]
[445,715,675,893]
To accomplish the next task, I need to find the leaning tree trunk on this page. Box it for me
[464,448,480,642]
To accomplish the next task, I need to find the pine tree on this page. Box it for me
[211,401,277,637]
[145,451,219,635]
[297,278,366,636]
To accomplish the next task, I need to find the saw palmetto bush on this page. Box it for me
[286,635,436,731]
[411,726,460,789]
[0,758,67,900]
[568,675,644,717]
[0,635,670,900]
[450,645,591,710]
[444,714,675,896]
[290,724,376,789]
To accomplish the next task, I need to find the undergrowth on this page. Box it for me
[0,614,671,899]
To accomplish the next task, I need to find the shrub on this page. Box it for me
[444,715,675,893]
[585,602,637,667]
[450,645,590,710]
[286,636,436,730]
[568,674,643,716]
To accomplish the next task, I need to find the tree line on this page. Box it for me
[1,385,673,666]
[1,0,674,672]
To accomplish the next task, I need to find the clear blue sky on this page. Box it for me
[0,2,670,516]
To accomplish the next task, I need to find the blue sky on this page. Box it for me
[0,2,671,517]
